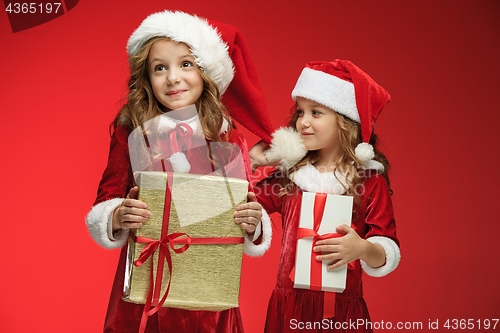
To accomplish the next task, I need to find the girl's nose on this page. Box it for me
[166,68,181,85]
[297,116,310,129]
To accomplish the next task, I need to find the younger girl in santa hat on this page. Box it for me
[251,60,400,332]
[86,10,273,333]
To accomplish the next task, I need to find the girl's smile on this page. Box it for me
[147,39,204,111]
[166,89,186,96]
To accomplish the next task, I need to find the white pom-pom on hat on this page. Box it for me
[168,152,191,173]
[264,127,307,170]
[355,142,384,172]
[355,142,375,162]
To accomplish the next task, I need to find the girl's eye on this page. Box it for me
[297,110,304,116]
[312,110,322,115]
[155,65,166,71]
[181,61,193,68]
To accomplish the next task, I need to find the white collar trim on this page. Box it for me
[290,164,352,195]
[158,110,229,137]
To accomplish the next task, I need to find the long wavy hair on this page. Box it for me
[111,36,232,142]
[278,104,392,206]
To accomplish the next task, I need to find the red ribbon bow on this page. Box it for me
[169,123,193,154]
[158,122,194,172]
[132,232,190,321]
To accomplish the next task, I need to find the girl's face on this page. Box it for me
[147,39,204,112]
[295,97,341,156]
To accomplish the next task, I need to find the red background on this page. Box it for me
[1,0,499,331]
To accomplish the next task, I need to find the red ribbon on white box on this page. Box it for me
[291,192,354,318]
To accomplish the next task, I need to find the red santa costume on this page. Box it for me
[86,11,274,333]
[257,60,401,332]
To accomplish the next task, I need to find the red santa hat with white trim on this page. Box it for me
[127,10,274,144]
[265,59,390,171]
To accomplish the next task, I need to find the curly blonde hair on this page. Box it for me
[112,36,232,142]
[277,104,391,206]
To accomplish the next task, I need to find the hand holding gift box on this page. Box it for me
[122,110,251,331]
[291,191,354,317]
[124,172,248,310]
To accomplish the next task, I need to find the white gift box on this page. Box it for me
[293,191,353,293]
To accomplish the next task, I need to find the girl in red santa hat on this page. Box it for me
[251,60,400,332]
[86,10,274,333]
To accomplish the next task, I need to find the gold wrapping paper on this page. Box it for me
[122,171,248,311]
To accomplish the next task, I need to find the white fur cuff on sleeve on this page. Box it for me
[86,198,129,249]
[360,236,400,277]
[243,208,272,257]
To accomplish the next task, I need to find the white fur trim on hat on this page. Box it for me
[127,11,234,94]
[360,236,400,277]
[264,127,307,170]
[86,198,129,249]
[243,208,272,257]
[292,67,360,123]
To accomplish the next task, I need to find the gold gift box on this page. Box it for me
[122,171,248,311]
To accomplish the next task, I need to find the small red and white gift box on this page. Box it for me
[293,191,354,293]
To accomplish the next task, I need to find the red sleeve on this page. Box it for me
[93,126,134,206]
[362,174,399,247]
[253,175,284,216]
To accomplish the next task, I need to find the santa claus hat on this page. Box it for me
[127,10,274,144]
[291,60,391,169]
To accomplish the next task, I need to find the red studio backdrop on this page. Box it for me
[1,1,499,332]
